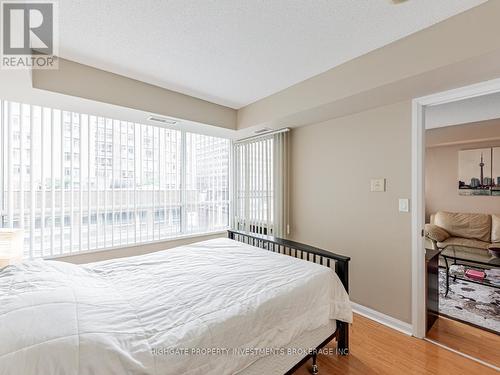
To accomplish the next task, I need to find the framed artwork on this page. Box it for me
[458,148,493,196]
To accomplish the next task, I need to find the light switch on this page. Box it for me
[370,178,386,192]
[399,198,410,213]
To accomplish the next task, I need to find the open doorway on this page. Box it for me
[425,120,500,365]
[412,80,500,370]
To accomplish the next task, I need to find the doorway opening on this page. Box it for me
[412,79,500,369]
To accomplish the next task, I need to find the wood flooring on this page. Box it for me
[294,313,498,374]
[427,315,499,369]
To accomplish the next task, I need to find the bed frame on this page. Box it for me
[228,230,350,375]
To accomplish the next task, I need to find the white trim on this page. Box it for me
[417,78,500,107]
[411,77,500,338]
[351,302,412,336]
[411,99,426,339]
[425,338,500,372]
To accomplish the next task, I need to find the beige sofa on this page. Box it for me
[425,211,499,263]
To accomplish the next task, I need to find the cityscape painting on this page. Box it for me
[458,147,500,196]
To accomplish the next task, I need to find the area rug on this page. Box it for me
[438,268,500,333]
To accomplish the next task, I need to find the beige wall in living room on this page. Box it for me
[426,120,500,221]
[290,101,412,323]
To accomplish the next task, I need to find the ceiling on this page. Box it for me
[59,0,487,109]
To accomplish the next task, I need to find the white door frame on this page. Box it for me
[411,78,500,338]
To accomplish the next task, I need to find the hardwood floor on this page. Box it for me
[427,316,500,368]
[294,314,498,374]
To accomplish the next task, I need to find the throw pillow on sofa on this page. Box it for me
[425,224,450,242]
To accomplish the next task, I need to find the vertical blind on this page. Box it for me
[232,130,290,237]
[0,100,230,258]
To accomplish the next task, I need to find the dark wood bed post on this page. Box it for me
[335,260,349,355]
[227,230,351,362]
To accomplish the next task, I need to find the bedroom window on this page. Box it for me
[0,100,230,259]
[232,130,290,237]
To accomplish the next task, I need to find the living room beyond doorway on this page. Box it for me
[424,116,500,369]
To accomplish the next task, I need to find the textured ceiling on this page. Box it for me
[59,0,487,109]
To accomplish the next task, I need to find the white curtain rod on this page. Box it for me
[234,128,290,144]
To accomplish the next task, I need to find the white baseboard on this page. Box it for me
[351,302,413,336]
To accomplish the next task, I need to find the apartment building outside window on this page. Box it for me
[0,100,230,258]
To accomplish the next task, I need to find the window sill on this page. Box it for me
[43,229,229,261]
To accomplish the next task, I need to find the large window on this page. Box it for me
[232,130,289,237]
[0,100,230,258]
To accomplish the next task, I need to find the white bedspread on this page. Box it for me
[0,238,352,375]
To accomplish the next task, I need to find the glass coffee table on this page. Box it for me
[440,248,500,296]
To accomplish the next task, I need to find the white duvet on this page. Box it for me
[0,238,352,375]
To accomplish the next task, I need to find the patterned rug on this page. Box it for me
[439,267,500,333]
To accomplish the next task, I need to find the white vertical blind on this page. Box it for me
[0,99,230,259]
[233,130,290,237]
[59,110,64,255]
[41,108,46,256]
[19,105,25,231]
[184,133,230,234]
[7,102,13,229]
[50,109,55,256]
[0,103,3,228]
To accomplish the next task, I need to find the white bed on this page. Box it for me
[240,320,337,375]
[0,237,352,375]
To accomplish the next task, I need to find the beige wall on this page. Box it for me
[426,121,500,220]
[32,58,237,130]
[290,101,412,323]
[54,232,225,264]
